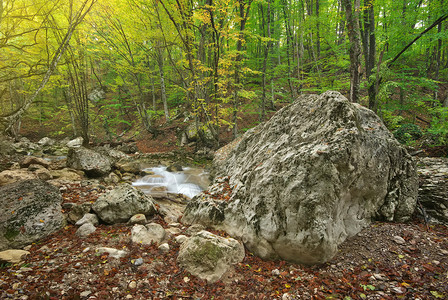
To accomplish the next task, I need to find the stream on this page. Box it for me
[132,166,210,199]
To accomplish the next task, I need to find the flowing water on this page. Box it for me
[132,166,210,199]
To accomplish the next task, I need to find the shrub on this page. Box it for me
[394,123,423,144]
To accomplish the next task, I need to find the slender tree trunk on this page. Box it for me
[316,0,320,58]
[156,46,170,122]
[342,0,362,103]
[260,0,272,121]
[233,0,252,138]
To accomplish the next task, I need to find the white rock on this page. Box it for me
[131,223,165,245]
[175,235,189,244]
[75,223,96,238]
[177,230,245,283]
[158,243,170,253]
[76,213,99,226]
[0,250,30,264]
[393,235,406,245]
[96,247,129,259]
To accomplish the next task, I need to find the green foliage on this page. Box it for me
[381,110,404,131]
[428,106,448,145]
[394,123,423,144]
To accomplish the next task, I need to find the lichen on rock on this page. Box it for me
[183,91,418,265]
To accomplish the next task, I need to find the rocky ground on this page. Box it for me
[0,181,447,299]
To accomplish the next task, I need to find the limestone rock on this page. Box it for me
[37,137,55,147]
[67,203,92,224]
[67,137,83,148]
[0,179,64,251]
[183,91,418,265]
[96,247,128,259]
[50,168,84,182]
[131,223,165,245]
[0,169,36,186]
[115,160,142,174]
[92,184,156,224]
[20,156,50,168]
[177,230,245,283]
[417,157,448,224]
[76,223,96,238]
[0,249,30,264]
[67,147,112,177]
[128,214,147,225]
[76,213,99,226]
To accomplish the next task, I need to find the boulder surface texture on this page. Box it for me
[67,146,111,177]
[182,91,418,265]
[0,179,64,251]
[177,230,245,283]
[92,184,156,224]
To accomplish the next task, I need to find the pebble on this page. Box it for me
[158,243,170,253]
[133,258,144,266]
[391,286,406,294]
[393,235,406,245]
[82,247,90,253]
[272,269,280,276]
[80,291,91,297]
[128,281,137,289]
[175,235,188,244]
[440,249,448,255]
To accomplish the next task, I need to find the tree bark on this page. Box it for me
[341,0,362,103]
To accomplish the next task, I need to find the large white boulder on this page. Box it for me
[182,91,418,265]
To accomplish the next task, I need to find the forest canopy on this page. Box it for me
[0,0,447,147]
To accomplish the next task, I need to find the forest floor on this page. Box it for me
[0,182,447,299]
[2,106,447,299]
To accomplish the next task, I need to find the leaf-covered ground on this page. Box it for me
[1,183,447,300]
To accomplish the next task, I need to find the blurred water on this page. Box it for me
[132,166,209,199]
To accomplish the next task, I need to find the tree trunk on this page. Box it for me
[342,0,362,103]
[260,0,272,121]
[156,46,170,122]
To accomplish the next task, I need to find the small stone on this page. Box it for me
[126,295,133,299]
[75,223,96,238]
[158,243,170,253]
[83,247,90,253]
[76,213,99,226]
[96,247,129,259]
[391,286,406,294]
[128,214,147,225]
[128,281,137,289]
[169,223,181,227]
[272,269,280,276]
[80,291,91,298]
[183,277,190,283]
[133,258,144,266]
[282,293,293,300]
[175,235,188,244]
[440,249,448,255]
[393,235,406,245]
[432,260,440,265]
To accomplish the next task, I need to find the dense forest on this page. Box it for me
[0,0,447,149]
